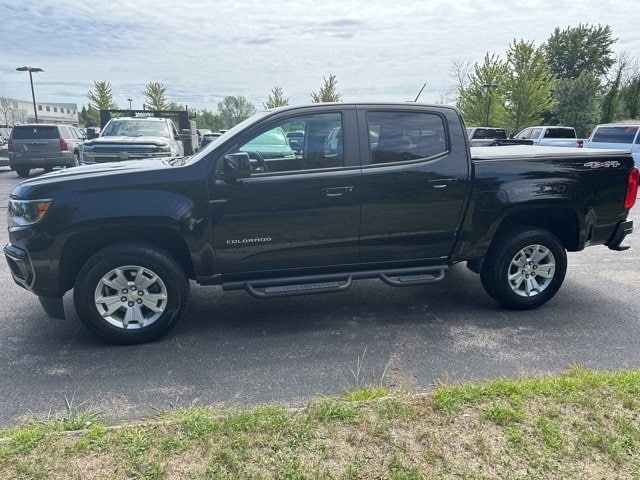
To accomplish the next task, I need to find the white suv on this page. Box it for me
[586,122,640,167]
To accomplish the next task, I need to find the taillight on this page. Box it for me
[60,137,68,151]
[7,139,13,152]
[625,167,639,210]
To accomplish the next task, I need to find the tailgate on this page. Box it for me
[11,126,60,158]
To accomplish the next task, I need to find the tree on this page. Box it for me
[217,96,256,128]
[456,53,507,127]
[194,108,224,132]
[620,55,640,119]
[143,81,169,110]
[78,105,92,127]
[501,40,556,133]
[0,96,15,126]
[311,74,341,103]
[620,77,640,119]
[551,73,601,137]
[263,86,289,109]
[600,56,627,123]
[87,81,118,125]
[544,24,616,80]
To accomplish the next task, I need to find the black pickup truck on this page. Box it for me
[5,103,638,344]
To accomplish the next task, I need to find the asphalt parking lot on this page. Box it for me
[0,165,639,427]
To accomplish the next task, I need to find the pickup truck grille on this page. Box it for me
[92,145,158,154]
[83,144,171,163]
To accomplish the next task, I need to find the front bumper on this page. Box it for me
[4,243,34,289]
[607,219,634,251]
[4,243,65,319]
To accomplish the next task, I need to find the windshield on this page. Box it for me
[184,111,271,164]
[102,119,171,138]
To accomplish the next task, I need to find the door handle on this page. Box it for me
[428,178,459,189]
[322,186,354,197]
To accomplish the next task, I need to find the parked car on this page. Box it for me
[200,132,221,148]
[466,127,532,147]
[0,138,8,166]
[586,122,640,166]
[0,127,12,141]
[81,117,184,164]
[514,126,583,148]
[285,130,305,152]
[8,124,84,177]
[239,127,296,163]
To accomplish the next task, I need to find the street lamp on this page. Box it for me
[16,66,44,123]
[482,83,498,127]
[127,98,133,110]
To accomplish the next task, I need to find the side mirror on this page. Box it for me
[222,152,252,181]
[86,128,98,140]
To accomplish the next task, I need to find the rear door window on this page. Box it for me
[366,111,447,164]
[592,126,640,144]
[11,126,59,140]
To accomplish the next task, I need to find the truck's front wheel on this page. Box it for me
[480,227,567,309]
[73,244,189,344]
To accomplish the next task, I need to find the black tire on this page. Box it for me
[73,244,189,344]
[15,167,30,178]
[480,226,567,310]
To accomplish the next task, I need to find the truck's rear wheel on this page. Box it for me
[73,244,189,344]
[480,226,567,309]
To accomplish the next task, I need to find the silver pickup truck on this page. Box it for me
[514,126,584,148]
[81,117,184,164]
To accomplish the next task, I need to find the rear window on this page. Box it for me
[592,126,640,144]
[472,128,507,139]
[544,128,575,139]
[11,126,59,140]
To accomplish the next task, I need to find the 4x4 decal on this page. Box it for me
[583,161,620,168]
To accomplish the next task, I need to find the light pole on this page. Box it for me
[127,98,133,110]
[16,66,43,123]
[482,83,498,127]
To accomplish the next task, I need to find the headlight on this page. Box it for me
[8,199,53,225]
[83,145,94,151]
[156,145,171,153]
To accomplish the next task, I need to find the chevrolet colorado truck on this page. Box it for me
[5,103,638,344]
[81,116,184,164]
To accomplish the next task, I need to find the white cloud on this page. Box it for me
[2,0,638,112]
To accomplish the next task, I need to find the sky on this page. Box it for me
[1,0,638,112]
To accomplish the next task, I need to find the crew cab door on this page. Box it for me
[209,107,361,274]
[356,105,471,263]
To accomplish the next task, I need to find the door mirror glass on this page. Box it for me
[223,152,252,181]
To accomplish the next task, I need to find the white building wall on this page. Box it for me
[9,99,78,125]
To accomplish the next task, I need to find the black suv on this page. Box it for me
[8,124,85,177]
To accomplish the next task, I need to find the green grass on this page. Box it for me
[2,368,640,479]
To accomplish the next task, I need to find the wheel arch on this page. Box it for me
[466,206,580,274]
[59,226,195,293]
[491,206,581,254]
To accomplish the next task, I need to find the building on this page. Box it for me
[2,98,78,126]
